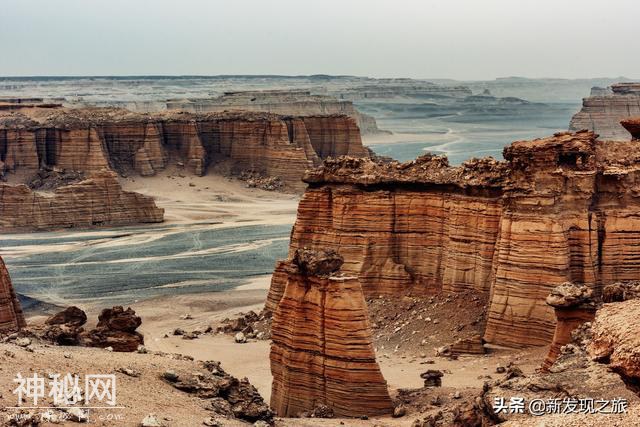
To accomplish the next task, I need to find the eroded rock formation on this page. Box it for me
[79,306,144,352]
[570,83,640,139]
[588,299,640,392]
[0,107,368,191]
[166,89,386,135]
[542,283,596,370]
[0,170,164,232]
[268,127,640,348]
[270,249,393,417]
[0,256,26,332]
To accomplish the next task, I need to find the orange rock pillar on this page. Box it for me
[270,262,393,417]
[0,256,26,332]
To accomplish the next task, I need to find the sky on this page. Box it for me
[1,0,638,80]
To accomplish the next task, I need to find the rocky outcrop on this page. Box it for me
[0,170,164,232]
[42,306,88,345]
[569,83,640,139]
[166,90,386,135]
[541,283,596,370]
[0,256,26,332]
[621,117,640,140]
[79,306,143,352]
[269,249,393,417]
[588,299,640,392]
[268,127,640,348]
[0,108,368,192]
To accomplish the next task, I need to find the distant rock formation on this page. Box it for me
[270,249,393,417]
[569,82,640,139]
[621,117,640,140]
[0,170,164,232]
[166,90,386,135]
[268,126,640,348]
[0,255,26,332]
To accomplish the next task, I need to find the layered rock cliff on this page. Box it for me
[165,90,386,136]
[0,108,368,191]
[569,83,640,139]
[0,256,26,332]
[268,127,640,348]
[0,170,164,232]
[270,249,393,417]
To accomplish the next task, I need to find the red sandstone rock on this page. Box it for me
[541,283,596,370]
[0,170,164,232]
[79,306,143,352]
[620,117,640,140]
[268,130,640,348]
[588,299,640,390]
[0,256,26,332]
[270,260,393,417]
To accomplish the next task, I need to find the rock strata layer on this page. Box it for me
[268,127,640,348]
[0,170,164,231]
[0,107,367,192]
[0,256,26,332]
[269,252,393,417]
[569,83,640,139]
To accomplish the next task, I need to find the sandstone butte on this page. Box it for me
[270,249,393,418]
[267,126,640,350]
[0,255,26,332]
[570,82,640,139]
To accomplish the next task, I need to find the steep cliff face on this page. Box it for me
[269,251,393,417]
[0,170,164,232]
[0,256,26,332]
[268,128,640,348]
[569,83,640,139]
[0,108,368,191]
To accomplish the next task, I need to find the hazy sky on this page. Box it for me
[2,0,638,80]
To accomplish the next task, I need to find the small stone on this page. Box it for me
[256,332,265,340]
[15,337,31,347]
[234,332,247,343]
[105,346,114,352]
[495,364,506,373]
[63,352,72,359]
[173,328,185,336]
[253,422,270,427]
[393,406,407,418]
[66,407,88,423]
[180,314,193,320]
[141,414,162,427]
[452,391,461,399]
[162,370,179,382]
[137,345,148,354]
[117,367,141,378]
[203,417,221,427]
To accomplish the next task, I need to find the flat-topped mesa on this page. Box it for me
[569,82,640,140]
[541,283,597,370]
[0,256,26,332]
[0,170,164,232]
[165,89,386,136]
[269,128,640,348]
[269,249,393,418]
[0,108,368,191]
[621,117,640,141]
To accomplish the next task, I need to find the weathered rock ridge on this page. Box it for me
[268,128,640,348]
[166,89,386,135]
[0,107,368,191]
[0,170,164,232]
[270,249,393,417]
[0,256,26,332]
[570,83,640,139]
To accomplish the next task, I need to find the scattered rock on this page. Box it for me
[140,414,162,427]
[234,332,247,343]
[393,406,407,418]
[420,370,443,387]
